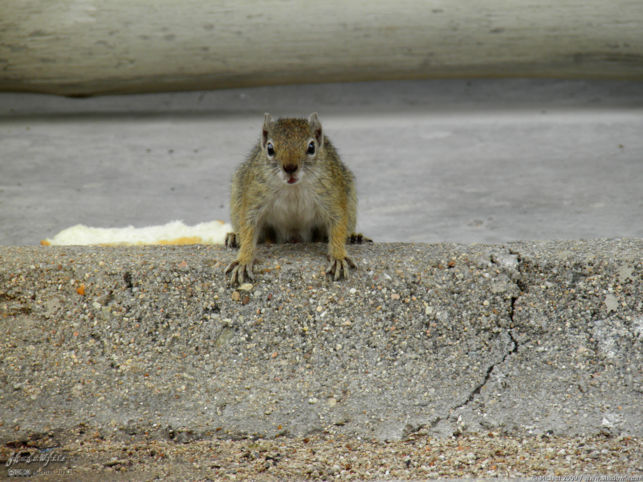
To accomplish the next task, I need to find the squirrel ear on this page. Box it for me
[308,112,323,147]
[262,113,273,148]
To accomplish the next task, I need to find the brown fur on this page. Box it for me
[225,113,364,284]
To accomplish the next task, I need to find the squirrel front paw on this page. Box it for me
[225,232,239,248]
[225,260,254,285]
[326,256,356,281]
[348,233,372,244]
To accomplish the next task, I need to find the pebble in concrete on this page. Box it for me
[0,239,640,445]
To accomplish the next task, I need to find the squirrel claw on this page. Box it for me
[326,256,356,281]
[225,260,254,285]
[225,233,239,249]
[349,233,372,244]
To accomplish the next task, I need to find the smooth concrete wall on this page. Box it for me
[1,1,643,96]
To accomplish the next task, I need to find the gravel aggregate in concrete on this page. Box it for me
[0,240,641,479]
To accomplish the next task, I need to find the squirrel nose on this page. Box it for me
[283,164,298,174]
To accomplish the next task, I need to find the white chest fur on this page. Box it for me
[262,182,325,242]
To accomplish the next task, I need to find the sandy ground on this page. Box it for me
[3,432,640,480]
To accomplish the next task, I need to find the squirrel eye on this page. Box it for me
[306,140,315,155]
[266,142,275,157]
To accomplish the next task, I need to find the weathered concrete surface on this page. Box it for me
[2,0,643,96]
[1,240,640,445]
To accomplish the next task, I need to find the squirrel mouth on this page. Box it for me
[287,176,298,184]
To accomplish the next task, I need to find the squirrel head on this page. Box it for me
[261,112,324,185]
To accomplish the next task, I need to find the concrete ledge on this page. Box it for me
[0,240,641,445]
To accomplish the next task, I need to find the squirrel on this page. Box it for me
[225,112,369,285]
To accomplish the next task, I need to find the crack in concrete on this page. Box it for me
[406,250,528,438]
[449,327,519,416]
[419,324,521,437]
[443,248,526,425]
